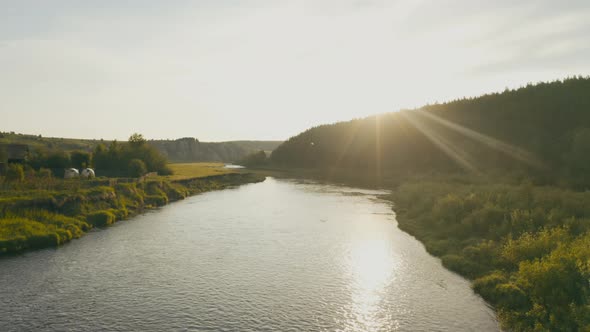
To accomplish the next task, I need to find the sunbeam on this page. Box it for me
[375,115,382,180]
[414,110,545,169]
[400,111,478,172]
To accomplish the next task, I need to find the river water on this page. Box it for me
[0,177,499,331]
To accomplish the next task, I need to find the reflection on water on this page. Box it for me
[0,177,499,331]
[347,238,397,332]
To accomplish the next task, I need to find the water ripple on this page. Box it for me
[0,178,499,331]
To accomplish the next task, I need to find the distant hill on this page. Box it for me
[0,132,103,152]
[0,132,282,163]
[271,76,590,186]
[149,138,282,163]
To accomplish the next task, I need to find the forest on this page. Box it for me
[271,76,590,188]
[269,76,590,331]
[0,133,172,178]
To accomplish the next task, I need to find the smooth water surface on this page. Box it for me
[0,178,499,331]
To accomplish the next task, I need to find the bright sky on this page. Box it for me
[1,0,589,141]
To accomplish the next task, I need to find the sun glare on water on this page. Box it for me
[344,234,398,331]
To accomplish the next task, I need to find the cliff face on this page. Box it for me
[149,138,281,163]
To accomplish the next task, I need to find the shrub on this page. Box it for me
[70,151,91,169]
[45,150,71,169]
[441,254,485,279]
[108,208,128,220]
[86,210,116,227]
[144,194,168,207]
[433,194,464,225]
[37,168,52,178]
[239,150,268,167]
[128,159,147,177]
[5,163,24,182]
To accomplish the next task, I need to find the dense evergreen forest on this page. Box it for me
[271,76,590,187]
[270,77,590,331]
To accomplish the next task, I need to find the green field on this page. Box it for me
[0,167,264,255]
[164,163,236,180]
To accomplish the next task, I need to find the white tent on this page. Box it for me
[81,168,95,179]
[64,168,79,179]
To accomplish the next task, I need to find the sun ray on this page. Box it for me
[400,111,478,172]
[414,110,545,169]
[375,115,382,181]
[328,121,362,178]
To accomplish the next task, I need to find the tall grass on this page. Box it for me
[0,172,264,255]
[391,180,590,331]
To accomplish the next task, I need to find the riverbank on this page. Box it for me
[0,172,264,255]
[248,166,590,331]
[0,177,499,331]
[390,180,590,331]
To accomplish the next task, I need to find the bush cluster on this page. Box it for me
[393,181,590,331]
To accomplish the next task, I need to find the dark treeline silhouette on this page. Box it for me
[238,150,269,167]
[93,134,172,177]
[271,76,590,187]
[149,138,281,163]
[25,133,172,177]
[270,76,590,331]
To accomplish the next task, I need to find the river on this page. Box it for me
[0,177,499,331]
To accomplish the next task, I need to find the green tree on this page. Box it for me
[91,136,172,177]
[0,146,6,162]
[70,151,91,169]
[128,133,146,147]
[128,159,147,177]
[45,150,71,169]
[92,144,109,170]
[239,150,268,167]
[37,168,52,178]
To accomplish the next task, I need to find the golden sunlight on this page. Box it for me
[345,236,397,331]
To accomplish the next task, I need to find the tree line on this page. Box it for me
[271,76,590,188]
[268,76,590,331]
[6,133,172,178]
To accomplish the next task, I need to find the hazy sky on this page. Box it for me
[1,0,589,141]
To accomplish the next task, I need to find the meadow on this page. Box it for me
[164,162,235,180]
[0,163,263,255]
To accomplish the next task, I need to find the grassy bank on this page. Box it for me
[0,164,264,255]
[390,180,590,331]
[251,165,590,331]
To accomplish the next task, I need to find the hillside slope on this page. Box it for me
[149,138,281,163]
[0,133,281,163]
[270,76,590,331]
[271,76,590,186]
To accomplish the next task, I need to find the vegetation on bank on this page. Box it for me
[89,133,173,177]
[265,77,590,331]
[4,133,173,177]
[391,180,590,331]
[0,165,264,255]
[238,150,269,167]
